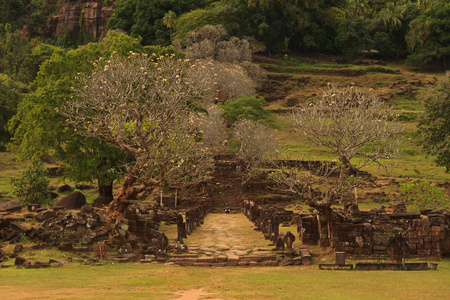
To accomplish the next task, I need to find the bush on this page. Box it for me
[11,159,50,206]
[219,95,273,126]
[400,180,450,211]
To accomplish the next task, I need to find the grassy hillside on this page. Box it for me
[256,54,449,182]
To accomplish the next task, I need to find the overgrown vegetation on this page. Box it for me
[419,78,450,173]
[10,159,50,206]
[400,180,450,211]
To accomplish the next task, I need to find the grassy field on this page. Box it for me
[1,262,449,299]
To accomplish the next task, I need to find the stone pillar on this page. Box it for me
[335,251,345,265]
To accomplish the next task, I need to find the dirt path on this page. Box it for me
[183,213,272,254]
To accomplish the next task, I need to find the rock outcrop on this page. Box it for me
[46,0,115,42]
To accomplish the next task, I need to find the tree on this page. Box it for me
[61,53,216,212]
[173,8,219,41]
[176,25,267,101]
[163,10,177,44]
[194,104,227,154]
[336,14,373,59]
[219,95,273,126]
[8,31,150,203]
[378,2,403,32]
[107,0,209,46]
[0,26,32,82]
[232,119,278,169]
[216,0,347,53]
[0,74,27,150]
[268,161,358,246]
[291,85,404,175]
[419,79,450,173]
[406,0,450,67]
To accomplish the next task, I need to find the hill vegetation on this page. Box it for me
[0,0,449,209]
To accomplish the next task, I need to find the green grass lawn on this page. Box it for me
[0,262,449,299]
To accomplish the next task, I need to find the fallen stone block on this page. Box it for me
[0,201,22,213]
[13,244,23,253]
[14,256,26,266]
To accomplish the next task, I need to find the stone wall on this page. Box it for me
[296,209,450,260]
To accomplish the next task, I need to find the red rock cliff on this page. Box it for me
[46,0,115,42]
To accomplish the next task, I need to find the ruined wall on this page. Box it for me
[46,0,115,42]
[299,209,450,260]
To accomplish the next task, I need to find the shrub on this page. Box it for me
[400,180,450,211]
[219,95,273,126]
[11,159,50,206]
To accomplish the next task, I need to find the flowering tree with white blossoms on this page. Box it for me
[61,53,218,212]
[291,85,404,175]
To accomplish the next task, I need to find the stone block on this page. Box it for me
[13,244,23,253]
[293,257,302,265]
[241,255,262,262]
[216,255,227,262]
[404,263,428,271]
[264,261,278,266]
[197,256,215,263]
[355,263,380,271]
[227,255,239,264]
[14,256,26,266]
[335,252,345,265]
[183,258,198,264]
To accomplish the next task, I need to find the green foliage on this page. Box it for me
[19,232,28,243]
[336,16,373,59]
[400,180,450,211]
[419,79,450,173]
[219,95,273,126]
[173,8,219,41]
[406,0,450,67]
[0,27,32,82]
[8,31,152,197]
[0,0,26,27]
[107,0,209,46]
[0,74,27,151]
[10,159,50,206]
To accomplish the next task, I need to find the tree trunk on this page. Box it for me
[108,166,139,213]
[98,182,114,204]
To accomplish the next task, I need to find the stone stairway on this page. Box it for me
[140,213,312,267]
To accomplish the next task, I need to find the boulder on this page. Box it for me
[0,201,22,213]
[57,184,74,193]
[55,192,86,209]
[46,191,59,199]
[13,244,23,253]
